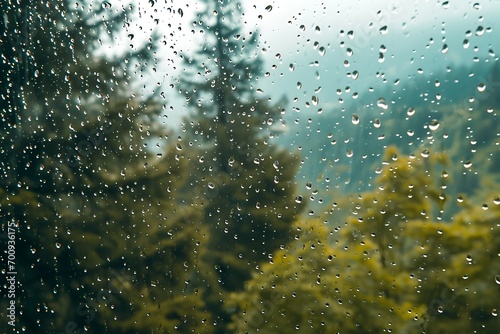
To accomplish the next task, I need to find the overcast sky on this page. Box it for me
[105,0,500,125]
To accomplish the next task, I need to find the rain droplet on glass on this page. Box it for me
[429,120,440,131]
[377,98,388,110]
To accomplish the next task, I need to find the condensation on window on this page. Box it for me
[1,1,498,333]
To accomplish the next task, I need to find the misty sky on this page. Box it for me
[105,0,500,126]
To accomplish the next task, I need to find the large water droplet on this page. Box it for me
[407,107,416,116]
[312,96,319,106]
[429,120,440,131]
[377,98,388,110]
[378,52,385,63]
[273,160,279,170]
[102,1,112,9]
[351,114,360,125]
[477,83,486,92]
[373,118,381,128]
[379,26,388,35]
[265,5,273,12]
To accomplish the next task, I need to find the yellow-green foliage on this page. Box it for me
[229,147,499,333]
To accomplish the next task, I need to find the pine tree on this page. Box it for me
[0,1,211,332]
[178,0,304,330]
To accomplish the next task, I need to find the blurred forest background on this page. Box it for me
[0,1,498,333]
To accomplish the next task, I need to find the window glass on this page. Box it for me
[1,1,498,333]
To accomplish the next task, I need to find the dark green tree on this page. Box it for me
[178,0,304,330]
[1,1,211,333]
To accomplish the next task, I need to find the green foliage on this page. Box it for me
[0,1,211,333]
[229,147,499,333]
